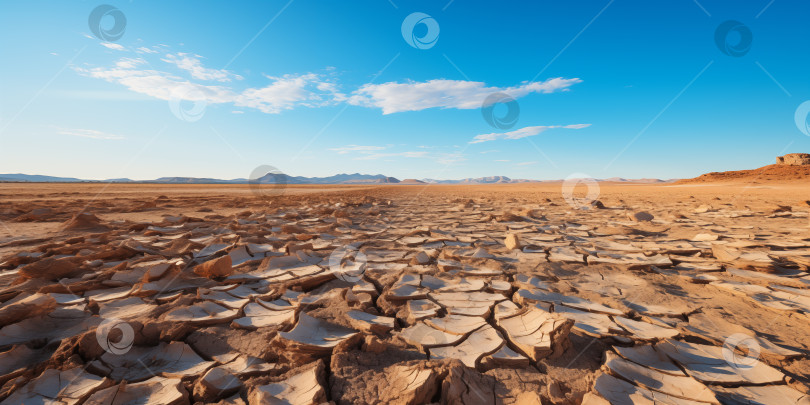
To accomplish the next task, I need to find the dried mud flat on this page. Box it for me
[1,182,810,405]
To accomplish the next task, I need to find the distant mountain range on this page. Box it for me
[0,173,401,184]
[0,173,674,184]
[423,176,532,184]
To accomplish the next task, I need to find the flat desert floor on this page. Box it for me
[1,182,809,404]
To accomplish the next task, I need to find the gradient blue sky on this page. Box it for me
[1,0,809,181]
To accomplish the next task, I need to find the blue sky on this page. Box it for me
[1,0,809,181]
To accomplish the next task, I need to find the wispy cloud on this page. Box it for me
[470,124,590,144]
[329,144,463,164]
[79,42,581,118]
[114,57,146,69]
[136,46,159,54]
[57,128,124,140]
[494,159,510,162]
[101,42,125,51]
[436,152,466,165]
[348,77,581,114]
[77,53,342,114]
[517,161,538,166]
[330,145,386,154]
[162,53,242,82]
[235,73,344,113]
[76,64,236,104]
[355,151,428,160]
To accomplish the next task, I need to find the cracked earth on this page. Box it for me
[0,182,809,404]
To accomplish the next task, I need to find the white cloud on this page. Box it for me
[101,42,125,51]
[57,128,124,140]
[235,73,343,114]
[494,159,510,162]
[136,46,159,54]
[517,161,538,166]
[77,57,340,114]
[114,58,146,69]
[355,151,429,160]
[330,145,386,154]
[435,152,466,165]
[78,44,583,119]
[317,82,347,102]
[162,53,241,82]
[348,77,581,114]
[328,144,462,163]
[76,63,237,104]
[470,124,590,144]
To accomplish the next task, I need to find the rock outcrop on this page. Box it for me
[776,153,810,166]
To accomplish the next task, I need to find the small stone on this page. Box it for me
[411,251,431,265]
[547,381,567,403]
[193,255,233,278]
[362,335,387,353]
[295,233,317,241]
[280,224,305,234]
[505,234,521,250]
[694,205,713,213]
[693,233,719,241]
[627,211,654,222]
[284,242,313,254]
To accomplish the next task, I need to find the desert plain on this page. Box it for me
[0,179,809,404]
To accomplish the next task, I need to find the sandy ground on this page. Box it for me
[1,181,807,239]
[0,181,809,404]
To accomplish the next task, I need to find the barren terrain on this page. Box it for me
[676,164,810,184]
[1,181,809,404]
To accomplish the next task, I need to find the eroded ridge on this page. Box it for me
[0,188,809,404]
